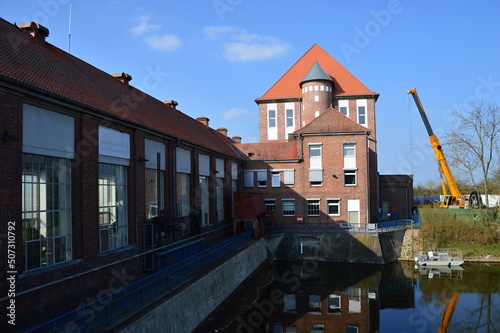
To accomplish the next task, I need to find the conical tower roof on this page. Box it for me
[300,61,333,86]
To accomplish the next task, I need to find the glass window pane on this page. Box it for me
[22,154,72,270]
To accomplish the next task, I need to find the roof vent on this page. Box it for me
[217,127,228,137]
[164,100,179,110]
[18,22,49,42]
[196,116,209,127]
[112,72,132,86]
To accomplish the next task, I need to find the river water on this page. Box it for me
[214,260,500,333]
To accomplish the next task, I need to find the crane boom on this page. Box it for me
[407,88,467,208]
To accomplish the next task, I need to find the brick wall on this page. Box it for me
[243,133,371,224]
[0,94,23,297]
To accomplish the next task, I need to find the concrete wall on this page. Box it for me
[120,238,268,333]
[266,230,406,264]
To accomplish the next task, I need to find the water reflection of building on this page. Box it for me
[266,287,375,332]
[230,261,414,333]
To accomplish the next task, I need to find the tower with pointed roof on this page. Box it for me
[255,43,379,143]
[300,61,334,126]
[238,44,383,225]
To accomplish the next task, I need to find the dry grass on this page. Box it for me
[419,208,500,251]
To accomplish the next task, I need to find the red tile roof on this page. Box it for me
[256,44,378,102]
[0,18,240,159]
[236,142,298,161]
[297,107,369,133]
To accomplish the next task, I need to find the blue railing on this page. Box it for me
[155,238,205,272]
[26,231,254,333]
[269,220,417,234]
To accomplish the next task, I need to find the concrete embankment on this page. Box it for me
[119,238,269,333]
[266,230,407,264]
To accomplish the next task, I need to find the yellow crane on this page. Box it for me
[406,88,481,208]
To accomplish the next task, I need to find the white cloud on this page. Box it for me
[145,34,182,52]
[203,26,290,62]
[130,15,161,36]
[203,26,237,40]
[223,41,289,62]
[223,108,252,119]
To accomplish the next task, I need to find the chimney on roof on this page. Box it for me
[112,72,132,86]
[164,100,179,110]
[232,136,241,144]
[217,127,228,137]
[196,116,209,127]
[18,22,49,42]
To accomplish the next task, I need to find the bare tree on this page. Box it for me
[445,100,500,207]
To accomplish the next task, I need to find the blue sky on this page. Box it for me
[2,0,500,185]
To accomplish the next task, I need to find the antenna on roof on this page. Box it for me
[68,3,72,53]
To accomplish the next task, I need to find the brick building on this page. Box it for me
[237,44,384,225]
[0,19,244,322]
[0,18,412,329]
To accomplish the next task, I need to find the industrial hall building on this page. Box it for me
[0,17,412,331]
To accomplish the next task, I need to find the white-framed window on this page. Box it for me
[99,163,128,252]
[327,199,340,216]
[344,170,357,186]
[348,287,361,313]
[328,294,341,313]
[309,144,322,186]
[22,154,72,270]
[314,95,319,102]
[267,104,278,140]
[307,199,321,216]
[347,200,360,227]
[343,143,356,169]
[265,199,276,212]
[285,103,295,137]
[309,169,323,186]
[282,199,295,216]
[309,144,322,167]
[271,171,280,187]
[257,170,267,187]
[284,169,295,187]
[339,99,349,116]
[356,99,367,126]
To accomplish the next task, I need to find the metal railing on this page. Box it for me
[27,230,254,333]
[269,220,418,234]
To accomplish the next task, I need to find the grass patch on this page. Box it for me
[419,208,500,256]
